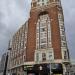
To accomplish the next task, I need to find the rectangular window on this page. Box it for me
[42,0,44,2]
[64,51,67,59]
[40,33,47,38]
[40,38,47,43]
[23,56,26,62]
[40,44,47,49]
[38,0,40,2]
[61,42,66,47]
[42,2,44,5]
[40,27,46,32]
[33,2,36,7]
[60,30,65,35]
[61,36,66,41]
[42,53,46,61]
[62,31,65,35]
[48,52,53,60]
[60,25,64,30]
[36,53,39,61]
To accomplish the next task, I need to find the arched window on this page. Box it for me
[36,13,52,50]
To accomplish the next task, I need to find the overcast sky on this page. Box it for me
[0,0,75,61]
[0,0,31,60]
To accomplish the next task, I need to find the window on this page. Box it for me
[60,25,64,30]
[36,53,39,61]
[58,13,64,26]
[33,2,36,7]
[40,33,47,37]
[43,2,45,5]
[60,30,65,35]
[61,31,65,35]
[64,51,67,59]
[57,0,59,1]
[61,42,66,47]
[42,53,46,61]
[40,44,47,49]
[37,0,49,6]
[36,14,52,50]
[58,13,63,19]
[24,56,26,62]
[38,0,40,2]
[61,36,66,41]
[40,38,47,43]
[48,52,53,60]
[40,27,46,32]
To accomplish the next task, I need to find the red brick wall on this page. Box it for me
[48,6,62,59]
[26,11,38,61]
[26,5,62,61]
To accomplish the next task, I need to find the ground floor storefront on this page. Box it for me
[10,63,66,75]
[24,63,63,75]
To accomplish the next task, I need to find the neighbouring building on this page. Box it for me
[9,0,71,75]
[0,53,6,73]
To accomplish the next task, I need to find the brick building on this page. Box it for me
[9,0,71,75]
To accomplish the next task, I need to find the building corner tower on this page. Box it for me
[9,0,71,75]
[26,0,70,74]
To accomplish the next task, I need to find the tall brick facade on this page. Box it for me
[9,0,70,75]
[26,0,63,61]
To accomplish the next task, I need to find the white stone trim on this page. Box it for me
[34,48,54,62]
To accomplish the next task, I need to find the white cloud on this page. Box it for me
[0,0,32,57]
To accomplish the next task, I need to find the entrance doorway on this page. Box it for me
[27,69,49,75]
[25,63,50,75]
